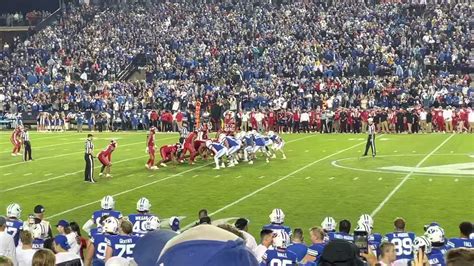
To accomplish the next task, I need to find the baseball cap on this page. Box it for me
[169,216,180,232]
[234,218,249,230]
[34,205,45,214]
[157,225,258,266]
[56,220,70,227]
[54,235,71,250]
[0,216,6,226]
[133,230,177,266]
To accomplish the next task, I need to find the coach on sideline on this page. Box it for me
[84,134,95,183]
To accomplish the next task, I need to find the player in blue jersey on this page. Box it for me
[260,230,297,266]
[287,228,307,263]
[223,134,242,167]
[268,131,286,159]
[262,209,292,237]
[31,223,47,249]
[425,225,447,266]
[446,221,474,249]
[413,236,432,264]
[355,222,382,257]
[328,219,353,242]
[205,140,228,170]
[128,197,158,236]
[5,203,23,246]
[83,195,123,235]
[252,131,271,163]
[383,217,416,264]
[321,217,336,242]
[85,215,111,266]
[242,131,256,164]
[303,226,326,265]
[105,219,140,262]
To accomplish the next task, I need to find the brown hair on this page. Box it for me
[394,217,406,231]
[309,226,325,240]
[120,220,133,235]
[446,248,474,266]
[32,249,56,266]
[20,230,33,245]
[379,242,395,258]
[217,224,245,239]
[0,256,14,266]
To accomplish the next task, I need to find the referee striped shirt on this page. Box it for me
[85,139,94,154]
[180,127,189,138]
[21,131,30,141]
[368,124,375,135]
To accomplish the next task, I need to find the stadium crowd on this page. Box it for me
[0,1,473,134]
[0,199,473,266]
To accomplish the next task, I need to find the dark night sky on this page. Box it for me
[0,0,61,14]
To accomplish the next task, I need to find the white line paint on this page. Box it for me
[148,174,155,177]
[3,173,12,176]
[454,178,459,182]
[44,173,53,176]
[305,150,309,153]
[23,173,32,176]
[329,177,335,180]
[429,178,433,182]
[305,176,312,180]
[0,136,177,169]
[258,176,265,179]
[214,175,221,178]
[394,150,398,153]
[183,136,378,230]
[1,155,149,193]
[353,177,359,180]
[370,134,455,217]
[235,176,242,179]
[192,174,198,178]
[47,163,212,219]
[378,177,383,181]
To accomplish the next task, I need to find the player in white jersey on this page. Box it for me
[268,131,286,159]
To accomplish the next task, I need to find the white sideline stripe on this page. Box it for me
[1,155,148,193]
[183,136,378,230]
[0,136,177,169]
[370,134,455,217]
[0,139,84,154]
[47,164,212,219]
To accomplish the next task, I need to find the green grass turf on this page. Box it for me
[0,131,473,242]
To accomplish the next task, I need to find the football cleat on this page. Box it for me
[151,166,159,170]
[220,163,226,168]
[271,154,276,159]
[213,166,220,170]
[145,164,150,169]
[248,160,254,165]
[106,174,112,178]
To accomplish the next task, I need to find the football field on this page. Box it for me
[0,131,473,240]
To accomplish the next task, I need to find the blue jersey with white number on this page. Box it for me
[368,233,382,256]
[262,224,292,236]
[287,242,307,262]
[270,135,283,144]
[91,231,108,261]
[384,232,416,261]
[307,242,325,264]
[446,238,474,249]
[32,238,45,250]
[328,232,354,242]
[260,248,298,266]
[92,210,122,225]
[254,137,266,146]
[211,143,225,152]
[128,213,153,236]
[105,235,140,259]
[225,136,239,147]
[6,219,23,246]
[428,247,447,266]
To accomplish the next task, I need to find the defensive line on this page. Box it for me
[370,133,455,217]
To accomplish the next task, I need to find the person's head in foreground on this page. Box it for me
[32,249,56,266]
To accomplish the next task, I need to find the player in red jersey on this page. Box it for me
[159,143,180,167]
[98,140,117,178]
[10,126,23,156]
[146,127,158,170]
[179,130,197,164]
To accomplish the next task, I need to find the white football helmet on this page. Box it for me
[205,140,213,149]
[355,222,372,234]
[218,134,226,143]
[136,197,151,212]
[101,195,115,210]
[413,235,432,254]
[358,214,374,229]
[32,223,47,239]
[144,216,161,231]
[273,230,290,248]
[102,217,119,234]
[268,131,275,137]
[269,208,285,224]
[425,226,445,244]
[321,217,336,232]
[6,203,21,218]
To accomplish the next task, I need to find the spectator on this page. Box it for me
[378,242,397,266]
[32,249,55,266]
[16,231,37,266]
[287,228,307,262]
[53,235,82,265]
[303,226,326,264]
[446,248,474,266]
[255,229,273,263]
[0,216,16,264]
[234,218,258,255]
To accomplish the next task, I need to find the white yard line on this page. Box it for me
[370,134,455,217]
[183,136,379,230]
[1,155,149,193]
[0,136,177,169]
[47,163,212,219]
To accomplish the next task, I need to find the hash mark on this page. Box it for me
[148,174,154,177]
[378,177,383,181]
[454,178,459,182]
[214,175,221,178]
[258,176,265,179]
[305,176,312,180]
[353,177,359,180]
[192,174,198,178]
[429,178,433,182]
[235,175,242,179]
[24,173,32,176]
[44,173,53,176]
[4,173,12,176]
[329,177,335,180]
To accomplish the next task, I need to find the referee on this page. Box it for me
[363,118,376,157]
[22,127,33,161]
[84,134,95,183]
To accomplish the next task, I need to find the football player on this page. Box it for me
[85,215,110,266]
[146,127,158,170]
[413,236,431,265]
[143,216,161,233]
[262,209,292,236]
[253,131,272,163]
[82,195,123,235]
[328,219,353,242]
[321,217,337,234]
[425,225,447,265]
[98,140,117,178]
[303,227,326,265]
[446,221,473,249]
[357,214,382,255]
[5,203,23,246]
[383,217,416,264]
[179,130,197,165]
[242,131,255,164]
[223,134,241,167]
[10,126,23,156]
[159,143,180,167]
[205,140,228,170]
[260,230,297,266]
[105,219,140,262]
[31,223,48,249]
[128,197,157,236]
[268,131,286,160]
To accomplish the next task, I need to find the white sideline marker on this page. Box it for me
[370,134,454,217]
[23,173,32,176]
